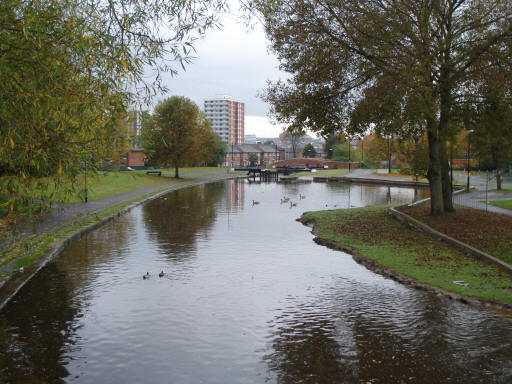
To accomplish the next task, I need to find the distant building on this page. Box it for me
[125,110,145,167]
[225,144,283,167]
[245,134,257,144]
[204,95,244,145]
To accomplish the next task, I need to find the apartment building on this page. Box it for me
[204,95,244,145]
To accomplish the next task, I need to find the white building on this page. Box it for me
[204,95,245,145]
[244,134,257,144]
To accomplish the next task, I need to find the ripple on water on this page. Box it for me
[1,180,511,384]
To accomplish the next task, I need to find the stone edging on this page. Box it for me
[389,192,512,276]
[0,175,240,310]
[340,176,431,188]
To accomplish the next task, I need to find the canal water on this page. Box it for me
[0,180,511,383]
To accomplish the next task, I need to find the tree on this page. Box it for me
[324,134,340,159]
[254,0,512,215]
[140,97,217,178]
[248,153,259,166]
[0,0,226,216]
[302,143,317,158]
[206,134,227,166]
[279,127,304,158]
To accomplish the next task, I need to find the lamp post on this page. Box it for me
[361,137,364,162]
[348,137,351,172]
[466,129,474,191]
[231,143,234,168]
[84,159,88,203]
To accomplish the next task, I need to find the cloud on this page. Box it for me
[155,6,289,137]
[246,115,286,137]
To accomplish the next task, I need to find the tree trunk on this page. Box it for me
[497,169,502,190]
[175,165,179,178]
[438,78,454,212]
[440,138,454,212]
[427,118,444,216]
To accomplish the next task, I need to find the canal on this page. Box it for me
[0,179,511,383]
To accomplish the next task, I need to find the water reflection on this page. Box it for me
[264,277,512,383]
[0,262,79,383]
[142,182,225,260]
[0,180,510,383]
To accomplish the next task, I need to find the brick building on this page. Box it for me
[225,144,284,167]
[204,95,244,145]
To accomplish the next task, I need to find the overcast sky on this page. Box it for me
[157,6,289,137]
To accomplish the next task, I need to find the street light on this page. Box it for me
[84,159,88,203]
[348,137,351,172]
[467,129,474,191]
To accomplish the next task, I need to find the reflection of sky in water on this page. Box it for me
[0,180,510,384]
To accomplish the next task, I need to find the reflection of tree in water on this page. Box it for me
[143,182,225,260]
[263,307,350,384]
[0,263,80,383]
[264,283,512,384]
[0,212,144,383]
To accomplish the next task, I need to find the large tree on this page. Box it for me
[0,0,226,212]
[141,96,217,178]
[254,0,512,215]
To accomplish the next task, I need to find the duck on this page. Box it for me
[299,194,306,200]
[158,271,165,278]
[290,201,297,207]
[142,272,150,280]
[252,200,260,205]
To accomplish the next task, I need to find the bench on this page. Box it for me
[146,171,162,176]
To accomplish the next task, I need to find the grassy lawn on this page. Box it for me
[302,206,512,306]
[1,167,232,208]
[293,169,351,177]
[400,205,512,265]
[486,200,512,210]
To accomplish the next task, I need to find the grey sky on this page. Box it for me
[158,8,288,137]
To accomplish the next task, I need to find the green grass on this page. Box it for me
[302,206,512,305]
[488,200,512,210]
[1,167,231,207]
[293,169,351,177]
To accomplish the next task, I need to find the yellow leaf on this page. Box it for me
[58,163,62,175]
[9,137,14,148]
[121,60,129,68]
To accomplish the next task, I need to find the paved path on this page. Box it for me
[2,173,235,254]
[345,169,512,217]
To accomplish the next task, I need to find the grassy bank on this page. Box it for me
[292,169,351,177]
[1,167,232,207]
[401,205,512,265]
[302,206,512,306]
[488,200,512,210]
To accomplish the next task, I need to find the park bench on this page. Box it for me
[146,171,162,176]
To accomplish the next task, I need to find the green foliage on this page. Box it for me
[302,143,316,158]
[248,153,258,166]
[0,0,226,220]
[323,134,339,159]
[140,96,217,177]
[255,0,512,215]
[206,134,227,166]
